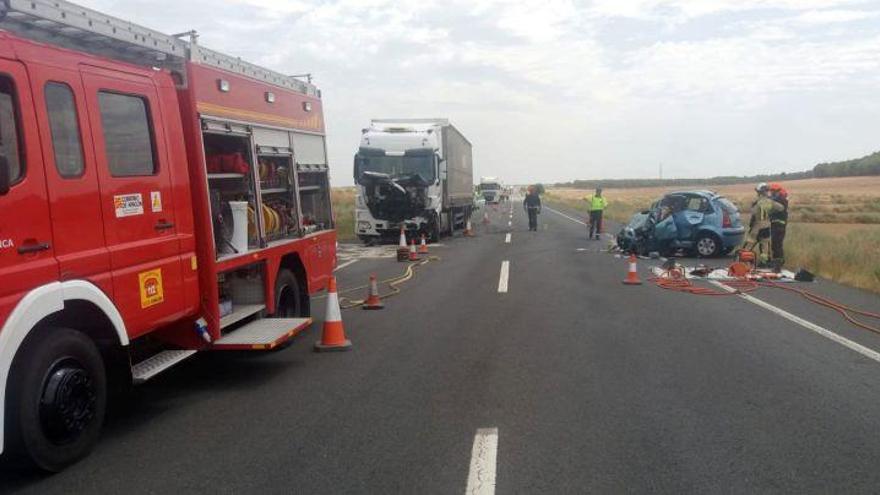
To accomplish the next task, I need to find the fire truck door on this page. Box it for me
[0,59,58,321]
[30,66,112,296]
[81,69,184,338]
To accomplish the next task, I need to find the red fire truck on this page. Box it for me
[0,0,336,470]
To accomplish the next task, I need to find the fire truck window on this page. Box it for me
[0,75,24,184]
[97,91,156,177]
[45,82,85,178]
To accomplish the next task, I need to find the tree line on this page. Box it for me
[555,150,880,189]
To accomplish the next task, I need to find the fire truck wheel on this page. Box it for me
[274,269,307,318]
[4,327,106,472]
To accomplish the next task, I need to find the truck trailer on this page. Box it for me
[354,119,474,242]
[0,0,336,471]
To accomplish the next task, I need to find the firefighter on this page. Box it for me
[585,187,608,240]
[743,183,784,266]
[769,183,789,270]
[523,186,542,231]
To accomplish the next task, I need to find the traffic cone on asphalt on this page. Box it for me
[622,254,643,285]
[315,276,352,352]
[397,226,409,262]
[464,220,474,237]
[362,274,384,310]
[398,227,407,249]
[418,234,429,254]
[409,238,419,261]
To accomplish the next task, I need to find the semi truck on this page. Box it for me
[354,119,474,242]
[478,177,503,204]
[0,0,336,471]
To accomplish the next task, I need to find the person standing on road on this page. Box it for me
[769,183,789,270]
[524,186,542,231]
[584,187,608,240]
[743,183,784,267]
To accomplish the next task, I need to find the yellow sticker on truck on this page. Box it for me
[138,269,164,308]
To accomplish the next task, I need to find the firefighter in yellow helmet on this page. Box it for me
[743,182,784,266]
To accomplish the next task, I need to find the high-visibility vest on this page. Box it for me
[586,195,607,211]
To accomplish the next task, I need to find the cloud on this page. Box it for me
[77,0,880,184]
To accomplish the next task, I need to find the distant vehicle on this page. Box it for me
[354,119,474,243]
[478,177,503,203]
[617,191,745,257]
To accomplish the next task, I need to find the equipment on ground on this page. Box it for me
[354,119,474,243]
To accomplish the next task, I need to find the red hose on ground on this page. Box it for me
[649,268,880,334]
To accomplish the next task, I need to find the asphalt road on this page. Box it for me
[3,199,880,493]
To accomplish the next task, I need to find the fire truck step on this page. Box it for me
[212,318,312,350]
[132,350,198,384]
[220,304,266,329]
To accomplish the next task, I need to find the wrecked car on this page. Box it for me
[616,190,745,257]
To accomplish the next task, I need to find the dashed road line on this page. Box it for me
[498,261,509,293]
[709,281,880,363]
[505,233,511,244]
[466,428,498,495]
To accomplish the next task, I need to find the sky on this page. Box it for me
[80,0,880,186]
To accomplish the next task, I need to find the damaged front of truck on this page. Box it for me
[353,126,444,243]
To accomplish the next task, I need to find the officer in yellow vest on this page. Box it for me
[585,187,608,240]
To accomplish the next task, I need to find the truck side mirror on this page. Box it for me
[0,156,9,196]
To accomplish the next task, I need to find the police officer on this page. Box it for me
[585,187,608,240]
[768,183,788,270]
[523,186,542,231]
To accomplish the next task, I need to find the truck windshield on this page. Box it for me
[355,154,435,182]
[479,183,500,191]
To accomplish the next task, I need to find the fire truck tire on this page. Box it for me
[274,269,308,318]
[4,326,106,472]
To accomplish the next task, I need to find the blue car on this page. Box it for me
[617,190,745,257]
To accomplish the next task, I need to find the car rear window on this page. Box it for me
[717,197,739,213]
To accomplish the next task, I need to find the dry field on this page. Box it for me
[546,176,880,293]
[332,187,356,241]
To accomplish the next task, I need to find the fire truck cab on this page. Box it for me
[0,0,335,471]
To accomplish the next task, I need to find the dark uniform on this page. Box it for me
[770,193,788,265]
[523,192,541,231]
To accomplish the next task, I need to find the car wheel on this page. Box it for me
[4,327,106,472]
[274,269,308,318]
[695,233,721,257]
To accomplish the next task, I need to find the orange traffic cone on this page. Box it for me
[315,276,352,352]
[362,274,384,310]
[398,227,407,249]
[409,238,418,261]
[418,234,429,254]
[622,254,643,285]
[464,220,474,237]
[397,226,409,262]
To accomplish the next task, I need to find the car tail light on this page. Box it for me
[722,210,732,228]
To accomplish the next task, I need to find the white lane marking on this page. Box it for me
[543,206,586,226]
[334,259,359,272]
[466,428,498,495]
[498,261,509,293]
[504,233,511,244]
[507,221,512,227]
[709,281,880,364]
